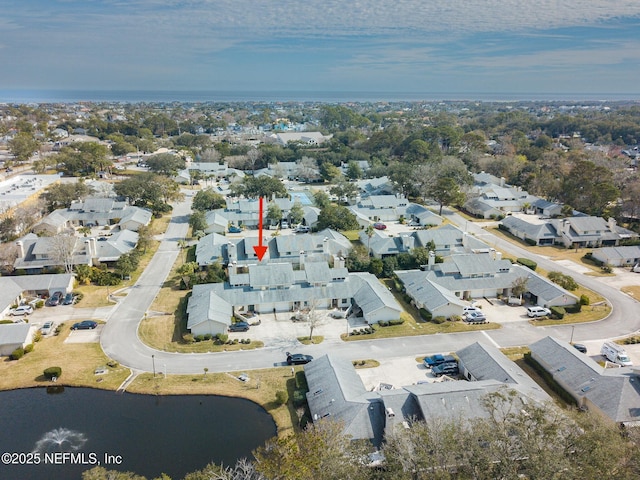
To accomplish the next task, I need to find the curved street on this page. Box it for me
[100,198,640,375]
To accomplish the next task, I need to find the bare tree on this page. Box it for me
[200,147,221,163]
[306,299,325,341]
[0,243,19,274]
[49,234,78,273]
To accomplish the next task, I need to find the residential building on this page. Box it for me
[304,344,551,446]
[530,336,640,426]
[550,216,638,248]
[396,252,578,317]
[195,229,352,267]
[186,261,402,336]
[0,323,37,356]
[0,273,75,316]
[591,245,640,267]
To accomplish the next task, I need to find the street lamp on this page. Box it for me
[570,325,575,344]
[152,354,156,378]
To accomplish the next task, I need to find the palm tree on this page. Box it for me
[365,225,375,256]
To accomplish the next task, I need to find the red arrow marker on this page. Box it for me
[253,196,268,261]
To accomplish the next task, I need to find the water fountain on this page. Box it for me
[32,428,87,453]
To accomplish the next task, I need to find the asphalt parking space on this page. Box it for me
[355,356,435,390]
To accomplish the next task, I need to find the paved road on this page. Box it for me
[98,200,640,375]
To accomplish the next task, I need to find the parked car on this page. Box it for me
[572,343,587,354]
[527,306,552,318]
[228,225,242,233]
[228,321,250,332]
[71,320,98,330]
[62,293,75,305]
[423,354,456,368]
[281,221,289,229]
[464,311,487,323]
[9,305,33,316]
[286,353,313,365]
[432,362,460,377]
[373,222,387,230]
[40,321,54,335]
[295,225,310,233]
[46,291,64,307]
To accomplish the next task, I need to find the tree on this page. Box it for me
[49,234,77,273]
[364,225,375,255]
[57,142,112,176]
[253,420,368,480]
[8,131,40,163]
[306,300,324,341]
[319,162,342,182]
[429,176,466,215]
[146,153,185,176]
[230,176,287,199]
[189,211,208,233]
[41,181,94,212]
[116,252,138,279]
[192,189,226,212]
[317,204,359,231]
[114,173,181,212]
[289,201,304,226]
[266,203,282,226]
[329,178,358,203]
[313,190,331,209]
[345,160,363,180]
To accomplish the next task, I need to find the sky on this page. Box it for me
[2,0,640,98]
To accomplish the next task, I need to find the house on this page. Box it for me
[195,229,352,267]
[500,216,558,246]
[591,245,640,267]
[35,197,152,232]
[550,216,638,248]
[464,173,540,219]
[396,252,578,317]
[355,176,394,197]
[304,345,551,446]
[349,195,411,223]
[362,224,492,259]
[0,323,37,356]
[186,261,402,334]
[530,336,640,426]
[14,232,138,272]
[271,132,332,146]
[0,273,75,316]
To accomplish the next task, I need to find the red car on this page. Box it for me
[373,222,387,230]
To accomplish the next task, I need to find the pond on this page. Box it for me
[0,387,276,480]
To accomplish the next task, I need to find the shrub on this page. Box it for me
[516,258,537,271]
[601,264,613,273]
[378,321,389,327]
[548,271,578,290]
[432,316,446,324]
[449,315,463,322]
[275,390,288,405]
[550,306,565,319]
[24,343,34,353]
[216,333,228,343]
[35,299,45,309]
[524,238,537,246]
[292,389,307,408]
[33,331,42,343]
[44,367,62,380]
[419,308,432,321]
[203,333,213,341]
[388,319,404,326]
[565,303,582,314]
[232,339,238,344]
[10,347,24,360]
[0,319,13,324]
[183,333,195,343]
[579,294,590,306]
[194,334,205,342]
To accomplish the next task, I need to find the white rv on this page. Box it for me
[600,342,633,366]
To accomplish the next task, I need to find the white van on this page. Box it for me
[527,306,551,318]
[601,341,632,366]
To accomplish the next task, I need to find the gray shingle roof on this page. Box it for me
[530,336,640,424]
[0,323,32,345]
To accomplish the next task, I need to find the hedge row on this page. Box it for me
[524,353,577,406]
[516,258,537,271]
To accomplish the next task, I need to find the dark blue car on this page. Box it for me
[423,354,456,368]
[71,320,98,330]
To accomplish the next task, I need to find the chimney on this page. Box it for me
[333,255,345,269]
[15,241,24,258]
[84,239,92,258]
[401,234,414,251]
[227,241,237,263]
[428,251,435,269]
[608,217,617,231]
[91,237,97,256]
[462,232,469,249]
[500,177,505,187]
[300,250,305,270]
[495,251,502,261]
[323,237,329,255]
